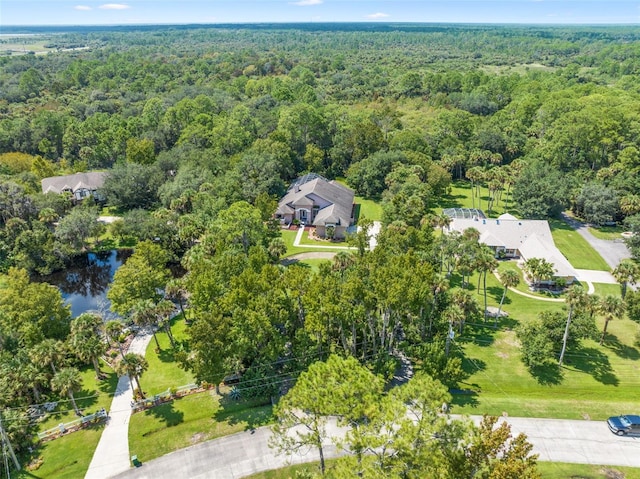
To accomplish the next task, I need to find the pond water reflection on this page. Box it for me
[42,249,131,318]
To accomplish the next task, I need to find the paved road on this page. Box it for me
[561,213,631,270]
[113,415,640,479]
[85,330,154,479]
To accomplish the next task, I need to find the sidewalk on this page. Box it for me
[293,226,355,250]
[85,330,153,479]
[292,221,382,251]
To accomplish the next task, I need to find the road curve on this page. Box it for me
[113,415,640,479]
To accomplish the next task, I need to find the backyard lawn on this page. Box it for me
[435,180,516,217]
[353,195,383,222]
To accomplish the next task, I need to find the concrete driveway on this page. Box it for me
[113,416,640,479]
[561,213,631,270]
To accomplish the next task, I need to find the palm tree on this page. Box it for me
[23,362,48,403]
[443,304,464,356]
[116,353,149,398]
[155,299,177,348]
[559,285,587,366]
[52,367,83,416]
[523,257,555,289]
[612,259,640,300]
[165,278,190,319]
[620,194,640,216]
[465,166,485,209]
[267,237,287,263]
[105,320,126,359]
[332,251,355,275]
[496,268,520,325]
[475,246,498,320]
[30,338,65,375]
[449,287,481,334]
[70,313,106,378]
[428,273,450,338]
[132,299,163,351]
[431,213,452,234]
[599,295,625,345]
[38,207,59,226]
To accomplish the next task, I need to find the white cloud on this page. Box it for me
[99,3,131,10]
[366,12,390,19]
[289,0,323,6]
[74,5,92,10]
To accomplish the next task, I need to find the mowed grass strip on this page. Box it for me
[549,219,610,271]
[243,459,640,479]
[128,392,272,462]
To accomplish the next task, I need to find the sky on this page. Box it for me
[1,0,640,26]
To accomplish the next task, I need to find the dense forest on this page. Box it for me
[2,24,640,474]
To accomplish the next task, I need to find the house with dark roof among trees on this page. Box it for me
[41,172,106,204]
[275,173,355,239]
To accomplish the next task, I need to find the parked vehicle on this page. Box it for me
[607,415,640,436]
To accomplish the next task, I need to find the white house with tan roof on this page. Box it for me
[447,212,577,284]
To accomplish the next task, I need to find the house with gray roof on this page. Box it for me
[41,172,106,203]
[448,213,577,284]
[275,174,355,239]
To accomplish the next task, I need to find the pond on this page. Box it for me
[41,249,132,319]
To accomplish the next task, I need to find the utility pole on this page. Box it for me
[445,322,455,356]
[0,414,20,472]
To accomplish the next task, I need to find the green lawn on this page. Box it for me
[537,463,640,479]
[243,460,640,479]
[592,283,623,297]
[128,315,273,462]
[298,258,332,273]
[353,195,383,222]
[297,229,349,248]
[588,225,626,241]
[129,390,272,462]
[281,229,311,257]
[142,316,195,396]
[496,261,569,304]
[21,427,106,479]
[549,219,611,271]
[281,229,351,258]
[37,363,117,431]
[434,181,516,217]
[22,363,118,479]
[449,270,640,420]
